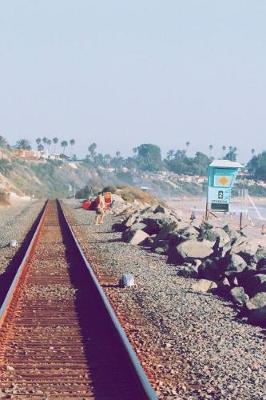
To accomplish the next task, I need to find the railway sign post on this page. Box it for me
[206,160,243,217]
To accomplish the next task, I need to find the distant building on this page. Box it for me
[14,149,41,160]
[48,153,61,160]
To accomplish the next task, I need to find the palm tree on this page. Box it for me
[53,137,58,153]
[166,149,175,160]
[104,154,111,167]
[185,141,190,153]
[47,139,52,154]
[209,144,213,157]
[16,139,31,150]
[37,144,44,152]
[88,143,97,159]
[225,146,237,161]
[0,135,8,148]
[221,145,227,159]
[251,148,255,156]
[115,151,121,158]
[70,139,75,157]
[36,138,41,147]
[61,140,68,155]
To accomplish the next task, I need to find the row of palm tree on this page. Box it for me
[185,143,256,158]
[35,137,75,155]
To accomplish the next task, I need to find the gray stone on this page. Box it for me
[257,258,266,273]
[124,212,140,228]
[223,225,241,241]
[129,222,147,232]
[191,279,217,293]
[119,273,134,287]
[200,221,214,231]
[225,254,247,276]
[230,287,249,306]
[9,239,18,248]
[221,241,232,257]
[254,246,266,263]
[176,264,199,278]
[176,240,213,261]
[246,292,266,326]
[238,240,259,263]
[250,274,266,294]
[198,257,228,280]
[154,221,179,243]
[142,214,173,235]
[238,270,266,296]
[241,239,259,256]
[202,228,230,247]
[215,277,231,297]
[154,247,166,255]
[153,205,170,215]
[177,226,199,240]
[128,230,149,245]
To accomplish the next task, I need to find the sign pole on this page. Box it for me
[205,200,208,221]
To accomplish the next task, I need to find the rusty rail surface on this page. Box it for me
[0,200,157,399]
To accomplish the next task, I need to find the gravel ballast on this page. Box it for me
[63,200,266,400]
[0,200,45,275]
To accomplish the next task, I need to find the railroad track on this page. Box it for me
[0,200,157,399]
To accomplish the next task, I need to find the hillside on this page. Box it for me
[0,145,265,200]
[0,146,205,199]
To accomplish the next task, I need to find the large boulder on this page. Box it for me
[123,229,149,245]
[246,292,266,326]
[191,279,217,293]
[129,222,147,232]
[224,254,247,276]
[257,258,266,274]
[153,205,170,215]
[175,240,213,262]
[254,246,266,264]
[199,221,214,232]
[142,214,169,235]
[198,257,228,280]
[153,221,179,243]
[124,212,141,228]
[245,274,266,296]
[230,237,255,257]
[153,240,169,255]
[202,227,230,248]
[237,269,258,296]
[223,225,241,241]
[129,230,150,246]
[230,287,249,306]
[177,226,199,240]
[238,240,259,263]
[110,197,130,215]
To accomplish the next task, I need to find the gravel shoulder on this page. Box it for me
[64,200,265,400]
[0,200,45,275]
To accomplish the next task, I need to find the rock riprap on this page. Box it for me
[111,198,266,326]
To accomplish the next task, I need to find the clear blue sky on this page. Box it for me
[0,1,265,162]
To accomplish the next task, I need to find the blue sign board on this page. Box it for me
[207,160,242,212]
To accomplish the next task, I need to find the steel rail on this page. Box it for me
[0,202,47,330]
[58,200,158,400]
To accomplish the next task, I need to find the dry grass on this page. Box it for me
[116,186,158,205]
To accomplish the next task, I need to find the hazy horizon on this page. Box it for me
[1,1,266,163]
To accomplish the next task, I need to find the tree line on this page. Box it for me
[0,135,265,180]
